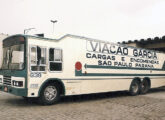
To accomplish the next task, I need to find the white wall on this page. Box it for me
[0,34,8,68]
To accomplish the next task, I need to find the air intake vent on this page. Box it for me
[3,76,11,86]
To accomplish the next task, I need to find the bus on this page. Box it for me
[0,34,165,105]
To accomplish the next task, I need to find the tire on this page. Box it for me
[38,83,60,105]
[129,79,141,96]
[140,79,150,94]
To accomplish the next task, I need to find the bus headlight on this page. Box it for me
[0,75,3,84]
[0,78,2,84]
[11,77,25,88]
[12,80,23,87]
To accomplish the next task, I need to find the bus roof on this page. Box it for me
[3,34,118,45]
[2,34,163,53]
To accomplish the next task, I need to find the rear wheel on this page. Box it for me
[140,79,150,94]
[38,83,60,105]
[129,79,140,96]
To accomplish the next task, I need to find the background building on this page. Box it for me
[0,33,8,67]
[119,35,165,52]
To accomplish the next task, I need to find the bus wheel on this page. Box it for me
[129,79,140,96]
[39,83,60,105]
[140,79,150,94]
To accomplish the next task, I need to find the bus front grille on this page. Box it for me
[3,76,11,86]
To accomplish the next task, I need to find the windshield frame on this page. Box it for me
[0,35,26,70]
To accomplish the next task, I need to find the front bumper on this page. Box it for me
[0,85,27,97]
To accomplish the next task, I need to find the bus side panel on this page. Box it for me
[80,79,132,94]
[26,36,165,97]
[150,78,165,88]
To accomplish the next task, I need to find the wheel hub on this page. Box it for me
[44,86,57,101]
[132,83,138,93]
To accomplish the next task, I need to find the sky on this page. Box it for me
[0,0,165,42]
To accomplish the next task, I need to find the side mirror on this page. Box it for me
[37,46,41,65]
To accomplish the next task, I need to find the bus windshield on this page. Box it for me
[1,36,25,70]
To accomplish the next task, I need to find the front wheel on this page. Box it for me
[38,83,60,105]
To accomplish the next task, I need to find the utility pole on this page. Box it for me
[50,20,57,34]
[24,28,35,34]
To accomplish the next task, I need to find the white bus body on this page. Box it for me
[0,34,165,104]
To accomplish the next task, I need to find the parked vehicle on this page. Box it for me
[0,34,165,105]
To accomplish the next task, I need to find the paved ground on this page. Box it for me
[0,88,165,120]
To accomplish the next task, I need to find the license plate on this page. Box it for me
[4,87,8,92]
